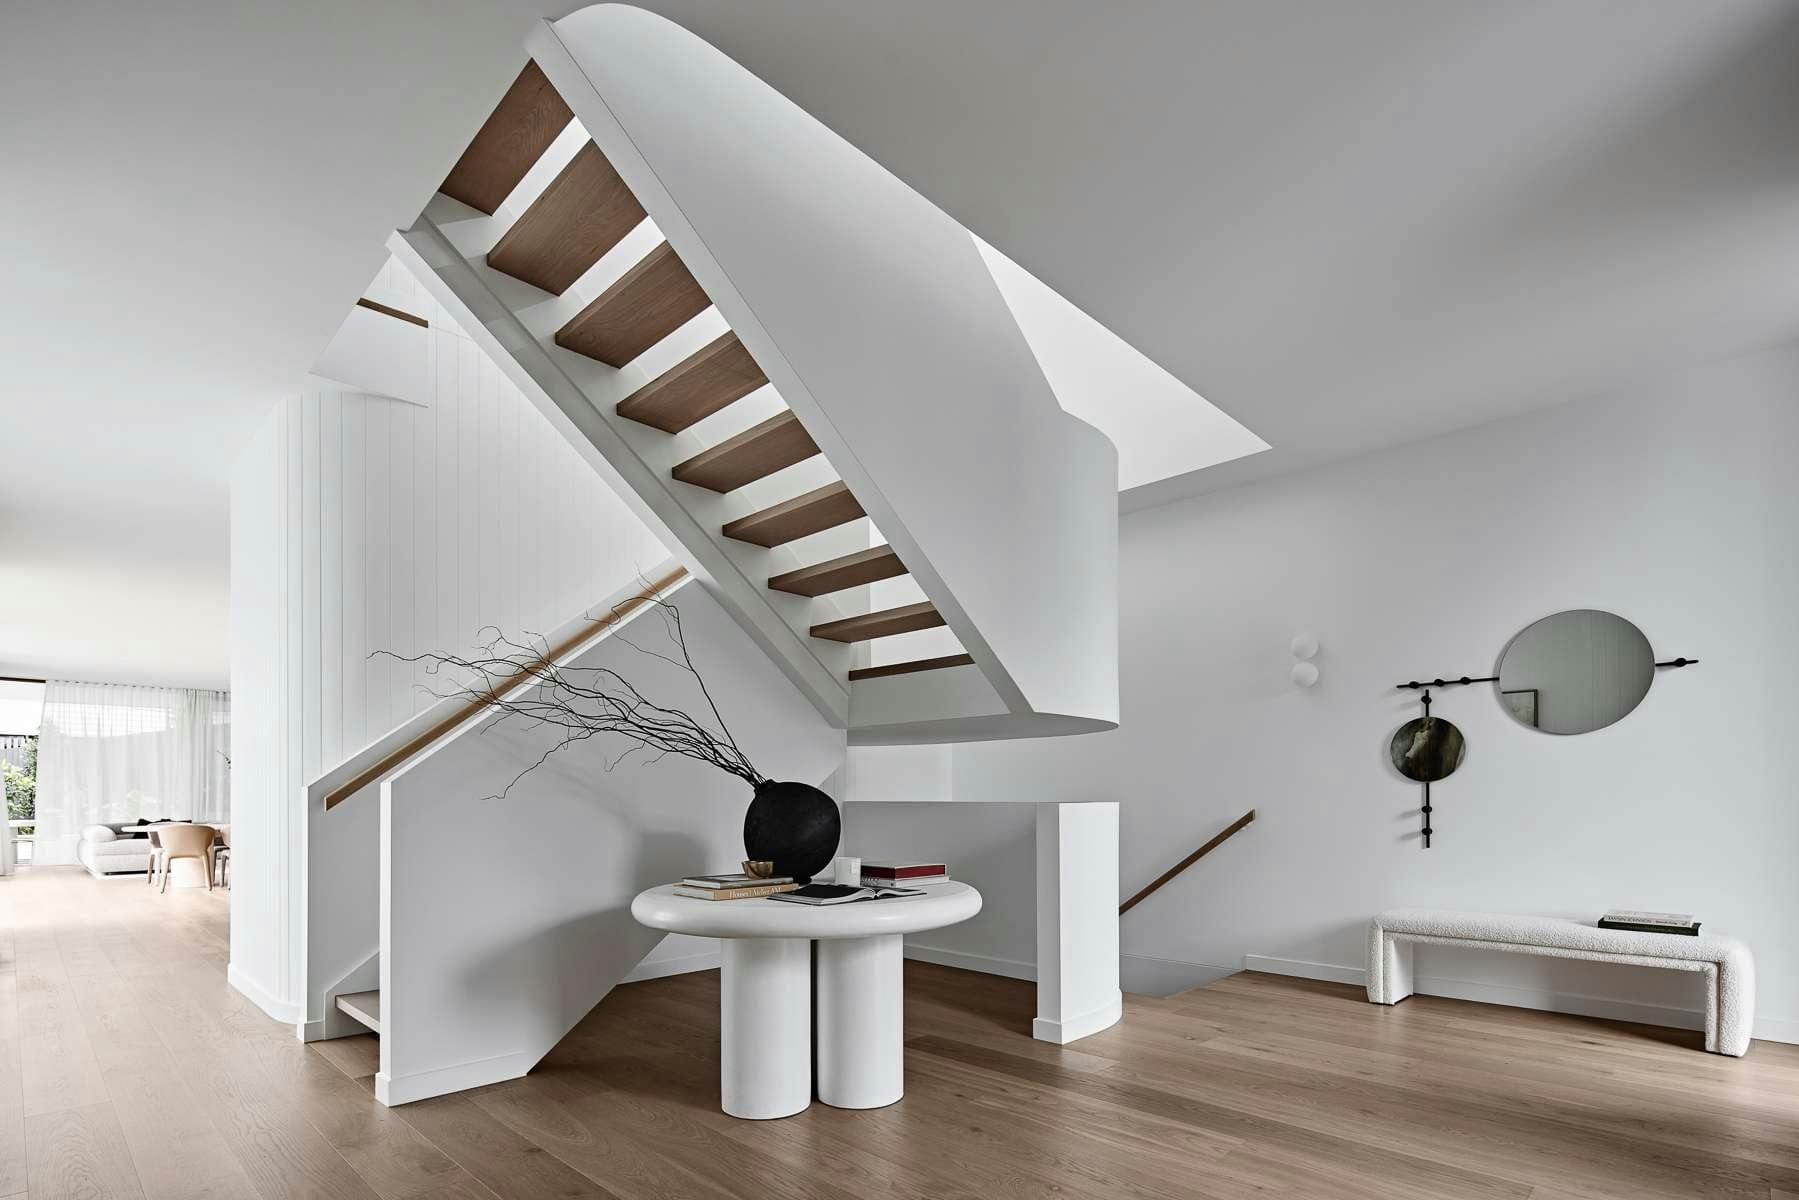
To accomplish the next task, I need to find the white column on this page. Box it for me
[1034,801,1122,1044]
[720,937,811,1119]
[816,933,904,1108]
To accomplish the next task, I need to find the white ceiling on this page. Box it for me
[612,0,1799,509]
[6,0,1799,685]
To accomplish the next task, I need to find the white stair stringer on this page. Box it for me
[529,7,1118,745]
[389,222,853,729]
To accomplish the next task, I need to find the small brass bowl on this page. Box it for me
[741,859,776,879]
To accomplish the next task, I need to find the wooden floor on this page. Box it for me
[5,868,1799,1199]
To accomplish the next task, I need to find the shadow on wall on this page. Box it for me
[457,828,708,1016]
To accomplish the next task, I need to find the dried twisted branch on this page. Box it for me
[374,587,763,800]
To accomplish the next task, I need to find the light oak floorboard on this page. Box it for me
[0,969,28,1198]
[24,1101,144,1200]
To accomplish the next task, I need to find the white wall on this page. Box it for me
[856,340,1799,1041]
[228,267,670,1022]
[379,578,846,1104]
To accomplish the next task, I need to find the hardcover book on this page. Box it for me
[682,873,794,889]
[673,882,799,901]
[767,884,926,905]
[861,863,947,879]
[1598,910,1699,935]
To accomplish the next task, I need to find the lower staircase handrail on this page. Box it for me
[321,565,688,810]
[1118,809,1256,915]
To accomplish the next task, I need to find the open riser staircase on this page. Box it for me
[391,5,1119,746]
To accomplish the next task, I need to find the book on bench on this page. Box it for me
[1598,910,1700,935]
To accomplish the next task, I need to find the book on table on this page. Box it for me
[682,872,794,889]
[860,874,946,888]
[672,881,799,901]
[767,883,927,906]
[1598,910,1700,935]
[860,863,947,881]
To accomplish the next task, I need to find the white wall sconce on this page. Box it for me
[1290,633,1320,687]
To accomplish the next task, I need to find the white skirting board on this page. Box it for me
[903,942,1036,981]
[1243,954,1799,1046]
[227,963,306,1026]
[376,1049,539,1107]
[621,946,723,983]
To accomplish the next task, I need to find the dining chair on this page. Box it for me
[156,824,218,893]
[212,825,231,888]
[145,828,163,887]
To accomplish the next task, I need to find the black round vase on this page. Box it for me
[743,780,840,882]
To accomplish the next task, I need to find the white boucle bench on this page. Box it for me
[1367,909,1755,1056]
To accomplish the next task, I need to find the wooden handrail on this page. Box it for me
[1119,808,1255,916]
[322,566,689,810]
[355,297,430,328]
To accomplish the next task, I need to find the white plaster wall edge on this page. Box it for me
[228,962,306,1028]
[1033,992,1123,1044]
[375,1049,538,1107]
[1243,954,1799,1046]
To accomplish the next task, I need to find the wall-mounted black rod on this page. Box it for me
[1396,675,1497,691]
[1399,658,1697,691]
[1420,690,1433,849]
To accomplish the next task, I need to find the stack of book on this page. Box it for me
[1598,909,1700,935]
[674,873,798,901]
[860,861,948,887]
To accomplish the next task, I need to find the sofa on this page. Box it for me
[77,823,154,877]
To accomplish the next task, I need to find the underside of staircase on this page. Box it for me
[390,9,1119,745]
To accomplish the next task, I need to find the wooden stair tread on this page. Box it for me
[672,411,819,493]
[848,653,976,681]
[767,546,906,597]
[335,990,383,1035]
[487,143,646,295]
[811,601,944,643]
[555,242,710,367]
[617,332,766,433]
[722,482,863,547]
[440,62,572,215]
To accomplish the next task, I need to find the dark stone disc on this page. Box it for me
[1389,717,1466,782]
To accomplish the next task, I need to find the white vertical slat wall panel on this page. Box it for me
[229,280,670,1024]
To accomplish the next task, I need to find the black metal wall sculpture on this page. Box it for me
[1388,687,1467,848]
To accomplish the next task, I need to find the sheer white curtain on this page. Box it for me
[33,681,230,863]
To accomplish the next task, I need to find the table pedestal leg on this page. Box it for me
[816,933,904,1109]
[720,937,811,1119]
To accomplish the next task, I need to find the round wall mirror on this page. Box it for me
[1497,609,1654,735]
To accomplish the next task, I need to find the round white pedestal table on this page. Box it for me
[631,881,981,1118]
